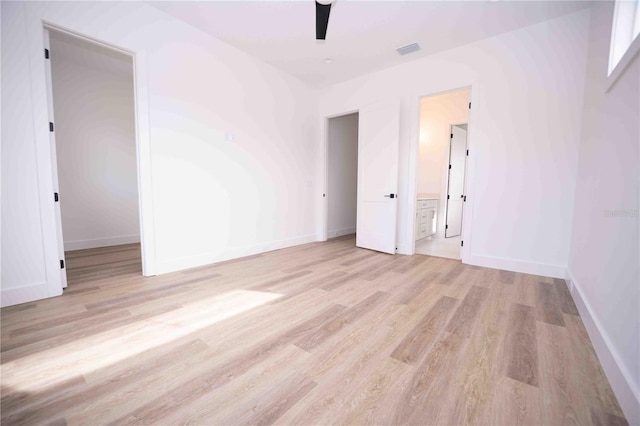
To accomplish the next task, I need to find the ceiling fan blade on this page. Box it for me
[315,1,332,40]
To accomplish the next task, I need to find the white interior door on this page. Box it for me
[356,100,400,254]
[445,124,467,238]
[43,29,68,288]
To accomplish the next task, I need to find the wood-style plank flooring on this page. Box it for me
[0,236,628,425]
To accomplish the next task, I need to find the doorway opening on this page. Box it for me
[326,112,359,245]
[323,101,400,255]
[45,28,142,287]
[414,88,471,260]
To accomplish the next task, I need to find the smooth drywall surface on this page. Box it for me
[1,1,318,305]
[568,2,640,422]
[50,34,140,251]
[418,89,470,238]
[318,9,590,277]
[327,113,358,238]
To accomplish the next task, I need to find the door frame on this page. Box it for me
[410,85,479,262]
[37,22,157,292]
[444,122,469,238]
[43,28,67,288]
[319,109,360,242]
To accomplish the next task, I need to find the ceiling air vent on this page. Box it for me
[396,42,421,56]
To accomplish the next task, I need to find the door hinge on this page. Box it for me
[60,259,65,269]
[468,102,471,109]
[323,193,325,197]
[461,241,464,247]
[448,164,451,170]
[463,195,467,202]
[49,122,54,132]
[466,149,469,156]
[45,48,50,59]
[445,224,448,229]
[447,195,450,200]
[450,133,453,138]
[54,192,59,202]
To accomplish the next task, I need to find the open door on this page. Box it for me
[445,124,468,238]
[43,29,68,288]
[356,100,400,254]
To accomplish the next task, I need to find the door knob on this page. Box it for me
[384,193,396,199]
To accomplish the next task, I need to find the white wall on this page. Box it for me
[50,35,139,251]
[418,89,470,238]
[567,2,640,423]
[1,1,318,306]
[318,9,590,278]
[327,113,358,238]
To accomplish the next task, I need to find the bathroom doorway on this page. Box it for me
[414,88,471,259]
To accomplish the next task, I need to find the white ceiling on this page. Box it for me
[149,0,591,87]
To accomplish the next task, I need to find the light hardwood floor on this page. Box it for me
[0,236,628,425]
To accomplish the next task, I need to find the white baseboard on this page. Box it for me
[1,281,62,308]
[155,234,318,275]
[327,227,356,239]
[64,235,140,251]
[465,253,566,278]
[396,242,413,255]
[566,270,640,424]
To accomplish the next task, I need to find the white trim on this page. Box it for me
[460,85,480,263]
[319,116,330,242]
[154,234,318,275]
[42,28,68,289]
[607,33,640,92]
[131,49,156,276]
[1,282,61,308]
[327,227,356,239]
[466,253,566,278]
[566,270,640,425]
[608,0,624,75]
[64,235,140,251]
[42,21,135,56]
[24,6,64,300]
[396,243,413,256]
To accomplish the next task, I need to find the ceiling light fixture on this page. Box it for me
[323,58,333,64]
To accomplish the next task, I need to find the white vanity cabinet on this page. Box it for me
[415,199,437,240]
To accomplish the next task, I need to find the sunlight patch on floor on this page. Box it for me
[1,289,282,393]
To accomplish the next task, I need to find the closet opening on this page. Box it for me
[45,28,142,288]
[326,112,359,245]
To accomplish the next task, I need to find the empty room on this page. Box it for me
[1,1,638,425]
